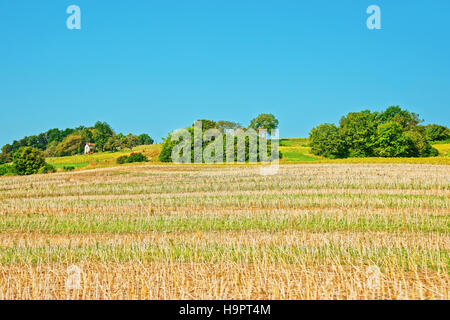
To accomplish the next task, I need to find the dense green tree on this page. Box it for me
[54,135,84,156]
[373,122,413,157]
[309,106,443,159]
[376,106,421,130]
[159,133,176,163]
[0,153,10,165]
[104,135,121,152]
[405,129,438,157]
[1,144,13,155]
[0,144,13,164]
[0,164,16,176]
[44,140,59,157]
[309,124,347,158]
[159,125,276,163]
[422,124,450,141]
[193,120,217,131]
[80,128,94,144]
[93,121,114,151]
[249,114,279,132]
[339,110,379,157]
[137,133,154,145]
[124,134,140,150]
[13,147,46,176]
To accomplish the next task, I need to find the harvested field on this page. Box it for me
[0,163,448,299]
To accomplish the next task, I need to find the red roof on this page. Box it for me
[86,143,95,146]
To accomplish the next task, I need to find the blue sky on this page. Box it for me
[1,0,449,145]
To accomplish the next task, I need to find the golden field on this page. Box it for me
[0,163,448,299]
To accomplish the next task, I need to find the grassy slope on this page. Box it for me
[46,144,162,171]
[45,139,450,171]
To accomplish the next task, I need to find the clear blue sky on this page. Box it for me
[1,0,449,145]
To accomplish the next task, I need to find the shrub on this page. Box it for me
[116,155,129,164]
[309,124,347,159]
[159,133,178,162]
[38,164,56,174]
[405,130,435,157]
[63,166,75,172]
[429,147,439,157]
[423,124,450,142]
[117,153,148,164]
[13,147,46,176]
[126,153,148,163]
[0,164,16,176]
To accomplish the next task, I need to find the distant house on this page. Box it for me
[84,143,96,154]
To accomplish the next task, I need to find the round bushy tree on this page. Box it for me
[309,123,347,159]
[339,110,379,157]
[374,122,413,157]
[249,114,279,131]
[423,124,450,142]
[13,147,46,175]
[405,130,438,157]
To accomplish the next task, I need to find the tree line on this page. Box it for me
[309,106,449,159]
[159,114,279,162]
[0,121,154,165]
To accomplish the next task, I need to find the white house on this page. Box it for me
[84,143,96,154]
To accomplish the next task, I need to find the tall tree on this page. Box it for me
[249,114,279,132]
[13,147,46,176]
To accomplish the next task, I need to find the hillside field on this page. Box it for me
[0,161,448,299]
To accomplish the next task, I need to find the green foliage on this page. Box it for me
[54,135,84,157]
[159,132,178,162]
[117,153,148,164]
[310,106,441,159]
[193,120,217,131]
[124,134,140,150]
[80,128,94,144]
[116,155,129,164]
[404,129,436,157]
[159,126,277,163]
[339,110,378,157]
[376,106,421,130]
[63,166,75,172]
[249,114,279,131]
[0,152,11,165]
[2,122,154,159]
[137,134,154,145]
[127,153,148,163]
[309,124,347,159]
[13,147,46,176]
[43,140,60,157]
[38,164,56,174]
[373,122,413,157]
[93,121,115,152]
[0,164,16,176]
[422,124,450,142]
